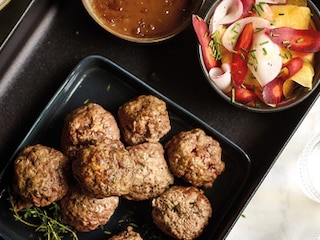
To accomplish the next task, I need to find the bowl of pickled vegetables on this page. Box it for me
[193,0,320,112]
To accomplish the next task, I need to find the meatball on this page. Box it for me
[108,226,143,240]
[12,144,69,210]
[117,95,171,145]
[60,185,119,232]
[72,141,135,198]
[124,142,174,201]
[152,186,212,240]
[165,128,225,188]
[61,103,120,158]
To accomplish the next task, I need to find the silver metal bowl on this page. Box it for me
[197,0,320,113]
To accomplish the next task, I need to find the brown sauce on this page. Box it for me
[91,0,195,39]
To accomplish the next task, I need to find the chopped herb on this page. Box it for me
[255,101,263,108]
[253,2,266,16]
[280,52,289,59]
[262,48,267,55]
[231,88,235,103]
[278,13,285,16]
[241,47,248,52]
[83,98,89,104]
[232,34,239,40]
[296,37,304,43]
[255,27,264,33]
[259,40,269,46]
[250,51,258,64]
[209,30,223,60]
[271,32,280,37]
[286,44,293,58]
[129,223,139,228]
[106,84,111,91]
[232,29,239,34]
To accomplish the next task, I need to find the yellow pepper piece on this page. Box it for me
[271,5,311,29]
[283,61,314,97]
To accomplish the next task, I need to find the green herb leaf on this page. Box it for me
[9,196,79,240]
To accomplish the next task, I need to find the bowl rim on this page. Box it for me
[198,0,320,113]
[0,0,10,11]
[297,132,320,203]
[82,0,205,43]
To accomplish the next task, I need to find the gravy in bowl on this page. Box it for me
[85,0,198,42]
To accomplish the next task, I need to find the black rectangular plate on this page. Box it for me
[0,55,250,240]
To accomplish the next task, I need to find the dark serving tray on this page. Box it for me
[0,0,33,47]
[0,55,251,239]
[0,0,320,239]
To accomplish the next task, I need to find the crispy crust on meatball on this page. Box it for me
[165,128,225,188]
[61,103,120,158]
[117,95,171,145]
[72,141,135,197]
[108,226,143,240]
[12,144,69,210]
[60,185,119,232]
[124,142,174,201]
[152,186,212,240]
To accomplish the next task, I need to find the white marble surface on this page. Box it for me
[226,96,320,240]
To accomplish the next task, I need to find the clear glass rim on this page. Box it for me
[297,133,320,203]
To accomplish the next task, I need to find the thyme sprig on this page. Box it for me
[9,196,78,240]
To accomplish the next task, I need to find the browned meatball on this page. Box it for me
[124,142,174,201]
[108,226,143,240]
[72,141,135,198]
[117,95,171,145]
[12,144,69,210]
[152,186,212,240]
[61,103,120,158]
[165,128,225,188]
[60,185,119,232]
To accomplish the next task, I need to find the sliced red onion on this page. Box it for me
[247,31,283,87]
[208,63,232,93]
[209,0,243,33]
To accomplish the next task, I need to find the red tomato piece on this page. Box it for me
[228,86,259,105]
[231,22,254,86]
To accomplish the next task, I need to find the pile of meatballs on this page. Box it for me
[11,95,225,240]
